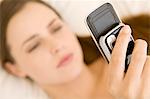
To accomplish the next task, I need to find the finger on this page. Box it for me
[125,39,148,83]
[142,56,150,79]
[139,56,150,98]
[109,25,131,82]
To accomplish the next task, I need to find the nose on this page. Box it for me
[51,44,64,54]
[46,37,65,55]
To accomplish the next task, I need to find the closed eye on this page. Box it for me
[27,42,40,53]
[51,25,63,33]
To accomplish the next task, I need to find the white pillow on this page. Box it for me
[0,66,50,99]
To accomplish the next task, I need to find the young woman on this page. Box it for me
[0,0,150,99]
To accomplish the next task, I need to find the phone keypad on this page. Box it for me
[106,26,134,72]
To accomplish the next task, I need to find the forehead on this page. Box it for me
[6,1,58,48]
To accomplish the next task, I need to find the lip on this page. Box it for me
[57,53,74,68]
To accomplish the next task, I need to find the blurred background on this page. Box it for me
[44,0,150,36]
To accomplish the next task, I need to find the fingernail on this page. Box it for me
[123,25,131,34]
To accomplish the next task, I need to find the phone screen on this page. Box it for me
[86,3,120,42]
[93,11,118,37]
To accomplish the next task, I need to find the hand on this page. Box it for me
[107,25,150,99]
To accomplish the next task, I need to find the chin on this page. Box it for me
[58,62,84,84]
[56,52,84,83]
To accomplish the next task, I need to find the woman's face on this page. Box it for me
[6,2,84,85]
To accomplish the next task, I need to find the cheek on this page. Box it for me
[68,33,83,61]
[17,51,57,82]
[61,28,82,54]
[22,52,83,85]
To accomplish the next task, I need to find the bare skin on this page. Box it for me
[4,1,150,99]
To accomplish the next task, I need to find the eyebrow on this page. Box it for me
[22,18,57,47]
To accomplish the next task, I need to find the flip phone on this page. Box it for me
[86,3,134,72]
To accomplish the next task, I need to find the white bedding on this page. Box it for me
[0,66,49,99]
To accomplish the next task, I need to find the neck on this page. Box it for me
[41,64,97,99]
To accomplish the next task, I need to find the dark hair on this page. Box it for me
[0,0,62,65]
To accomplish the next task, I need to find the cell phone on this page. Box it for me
[86,3,134,72]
